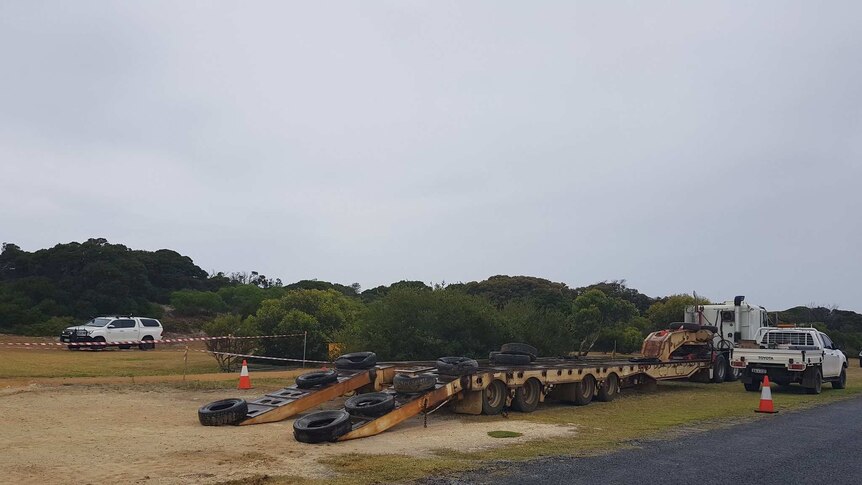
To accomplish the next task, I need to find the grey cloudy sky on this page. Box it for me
[1,1,860,311]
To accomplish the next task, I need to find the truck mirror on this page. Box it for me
[107,324,115,329]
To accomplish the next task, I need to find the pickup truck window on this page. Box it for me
[764,332,814,346]
[113,319,136,329]
[820,334,834,349]
[141,319,161,328]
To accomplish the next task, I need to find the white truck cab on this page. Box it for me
[60,316,163,350]
[730,327,847,394]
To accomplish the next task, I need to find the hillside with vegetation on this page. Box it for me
[2,240,861,359]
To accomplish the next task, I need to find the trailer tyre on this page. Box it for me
[596,373,619,402]
[293,410,352,443]
[712,354,727,383]
[393,373,437,394]
[491,352,531,366]
[334,352,377,370]
[511,378,542,412]
[482,379,508,415]
[296,369,339,389]
[574,374,595,405]
[198,398,248,426]
[437,357,479,376]
[500,342,538,360]
[345,392,395,417]
[832,368,847,390]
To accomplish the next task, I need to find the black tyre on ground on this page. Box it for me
[511,378,542,412]
[436,357,479,376]
[293,410,352,443]
[138,336,155,350]
[482,379,508,415]
[805,368,822,395]
[743,381,761,392]
[832,368,847,390]
[500,343,538,361]
[596,373,619,402]
[296,369,339,389]
[334,352,377,370]
[712,354,727,383]
[573,374,595,406]
[491,353,531,366]
[393,373,437,394]
[344,392,395,417]
[198,398,248,426]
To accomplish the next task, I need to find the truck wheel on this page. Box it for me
[711,355,727,383]
[805,368,822,395]
[596,373,619,402]
[743,381,760,392]
[436,357,479,376]
[198,398,248,426]
[293,410,352,443]
[90,337,106,351]
[511,378,542,412]
[296,369,339,389]
[334,352,377,370]
[500,343,538,361]
[574,374,595,406]
[393,373,437,394]
[725,364,741,382]
[482,379,507,415]
[832,368,847,390]
[491,352,531,366]
[345,392,395,418]
[138,336,155,350]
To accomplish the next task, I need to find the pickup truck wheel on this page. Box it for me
[198,398,248,426]
[743,381,760,392]
[294,410,352,443]
[805,368,822,394]
[511,377,542,412]
[138,336,155,350]
[574,374,596,406]
[90,337,106,351]
[725,364,741,382]
[832,368,847,390]
[482,379,508,415]
[711,355,727,383]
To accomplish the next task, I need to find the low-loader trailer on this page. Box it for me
[199,323,731,443]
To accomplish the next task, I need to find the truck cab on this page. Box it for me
[684,296,771,349]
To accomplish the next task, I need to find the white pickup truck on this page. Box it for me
[60,316,164,350]
[730,328,847,394]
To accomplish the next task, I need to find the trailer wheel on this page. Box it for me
[334,352,377,370]
[574,374,595,406]
[293,410,352,443]
[500,343,538,361]
[436,357,479,376]
[491,352,531,366]
[832,368,847,389]
[345,392,395,417]
[482,379,507,415]
[198,398,248,426]
[711,354,727,383]
[511,378,542,412]
[743,380,760,392]
[805,368,822,394]
[393,373,437,394]
[596,373,619,402]
[296,369,339,389]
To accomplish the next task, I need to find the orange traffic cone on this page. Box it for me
[755,374,777,413]
[237,360,253,390]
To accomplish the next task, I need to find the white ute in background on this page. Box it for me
[60,316,163,350]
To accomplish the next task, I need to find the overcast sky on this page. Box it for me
[1,2,860,311]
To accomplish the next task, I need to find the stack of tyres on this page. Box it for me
[491,343,537,365]
[293,351,378,443]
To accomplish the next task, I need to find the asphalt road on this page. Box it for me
[421,394,862,485]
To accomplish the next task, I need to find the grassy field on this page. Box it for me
[0,347,220,378]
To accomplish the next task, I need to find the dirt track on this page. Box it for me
[0,383,574,484]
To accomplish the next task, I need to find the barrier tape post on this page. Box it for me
[302,331,307,369]
[183,345,189,382]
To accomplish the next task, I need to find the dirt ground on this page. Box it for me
[0,383,574,484]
